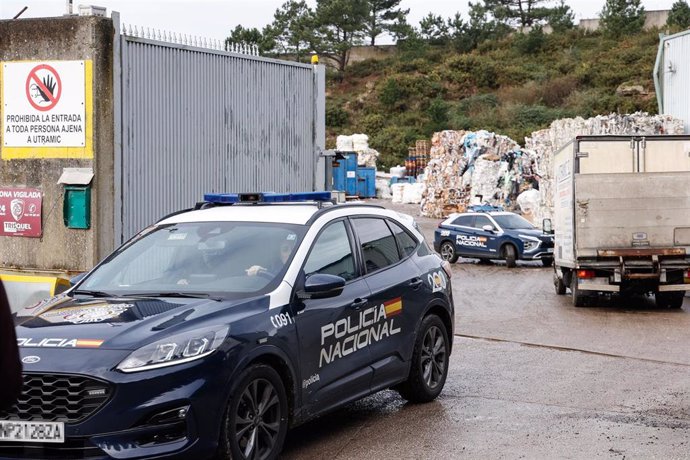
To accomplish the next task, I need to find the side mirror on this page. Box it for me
[542,218,554,234]
[300,274,346,300]
[482,225,495,233]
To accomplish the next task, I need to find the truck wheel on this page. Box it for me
[440,241,459,263]
[396,314,449,403]
[503,244,517,268]
[656,292,685,309]
[571,276,586,307]
[541,257,553,267]
[554,270,566,295]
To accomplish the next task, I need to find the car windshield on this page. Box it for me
[77,221,305,298]
[492,214,535,230]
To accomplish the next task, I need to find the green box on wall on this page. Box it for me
[63,186,91,229]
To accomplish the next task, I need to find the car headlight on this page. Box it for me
[117,325,229,373]
[518,235,541,251]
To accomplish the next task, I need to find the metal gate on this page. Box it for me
[114,20,325,244]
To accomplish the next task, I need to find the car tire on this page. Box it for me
[218,364,288,460]
[541,257,553,267]
[554,270,566,295]
[571,276,587,307]
[503,244,517,268]
[397,314,449,403]
[440,241,459,263]
[656,292,685,309]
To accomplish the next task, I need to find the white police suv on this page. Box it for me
[5,192,454,460]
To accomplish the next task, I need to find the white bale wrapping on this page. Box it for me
[402,183,426,204]
[351,133,369,152]
[391,183,405,203]
[336,135,353,151]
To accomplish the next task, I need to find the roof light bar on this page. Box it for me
[467,204,504,212]
[203,191,333,204]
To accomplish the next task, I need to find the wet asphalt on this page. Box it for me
[281,200,690,459]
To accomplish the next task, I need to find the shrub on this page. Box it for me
[326,103,349,128]
[378,77,407,108]
[355,113,386,133]
[427,97,450,131]
[513,27,547,55]
[541,75,579,107]
[345,59,387,79]
[369,126,423,168]
[446,54,498,88]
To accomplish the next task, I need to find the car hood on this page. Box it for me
[508,228,553,241]
[14,293,269,351]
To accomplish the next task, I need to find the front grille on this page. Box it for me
[0,373,111,424]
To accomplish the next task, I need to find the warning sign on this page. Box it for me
[0,187,42,238]
[1,60,92,159]
[26,64,62,111]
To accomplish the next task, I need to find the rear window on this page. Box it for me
[352,218,401,273]
[387,220,418,258]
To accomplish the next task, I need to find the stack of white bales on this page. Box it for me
[525,112,686,221]
[336,133,379,167]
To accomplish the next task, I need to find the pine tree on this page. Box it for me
[667,0,690,29]
[599,0,645,38]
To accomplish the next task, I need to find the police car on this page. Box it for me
[3,192,454,460]
[434,206,554,267]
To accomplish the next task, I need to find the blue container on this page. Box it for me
[390,176,416,185]
[356,167,376,198]
[332,153,358,195]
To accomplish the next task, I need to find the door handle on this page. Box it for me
[408,278,423,289]
[350,298,368,310]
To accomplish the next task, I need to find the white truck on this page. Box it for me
[552,135,690,308]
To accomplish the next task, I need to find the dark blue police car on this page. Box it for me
[434,208,554,267]
[2,192,454,460]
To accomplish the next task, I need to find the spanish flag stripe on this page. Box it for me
[384,297,403,316]
[76,339,104,348]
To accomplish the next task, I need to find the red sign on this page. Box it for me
[0,188,43,238]
[25,64,62,112]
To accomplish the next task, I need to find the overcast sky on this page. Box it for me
[0,0,677,45]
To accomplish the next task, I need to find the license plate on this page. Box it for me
[0,421,65,443]
[547,248,554,253]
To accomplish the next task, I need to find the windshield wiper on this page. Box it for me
[71,289,114,298]
[123,292,223,301]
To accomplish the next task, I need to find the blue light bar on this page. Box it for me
[203,193,239,203]
[203,191,332,204]
[467,204,504,212]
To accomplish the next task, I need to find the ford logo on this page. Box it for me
[22,356,41,364]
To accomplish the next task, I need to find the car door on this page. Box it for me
[291,219,373,416]
[449,214,479,257]
[472,215,500,257]
[349,217,423,392]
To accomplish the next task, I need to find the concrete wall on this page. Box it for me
[579,10,670,32]
[0,16,114,273]
[347,45,396,64]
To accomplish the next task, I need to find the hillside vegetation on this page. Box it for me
[325,28,661,168]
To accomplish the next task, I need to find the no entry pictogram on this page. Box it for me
[25,63,62,111]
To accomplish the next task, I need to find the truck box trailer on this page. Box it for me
[552,135,690,308]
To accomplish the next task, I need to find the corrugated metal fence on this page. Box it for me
[115,24,325,244]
